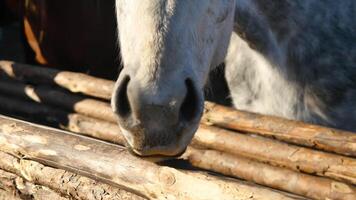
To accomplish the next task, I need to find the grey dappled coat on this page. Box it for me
[225,0,356,131]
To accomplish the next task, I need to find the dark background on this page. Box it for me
[0,0,231,105]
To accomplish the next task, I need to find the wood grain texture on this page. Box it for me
[0,60,114,99]
[193,124,356,185]
[0,115,298,200]
[1,61,354,157]
[0,91,354,186]
[185,148,356,200]
[0,168,69,200]
[202,102,356,157]
[0,95,354,199]
[0,152,145,200]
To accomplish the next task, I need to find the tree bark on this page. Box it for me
[193,125,356,185]
[0,95,355,199]
[66,114,125,144]
[0,60,114,100]
[0,152,145,200]
[0,92,355,186]
[0,168,69,200]
[0,95,125,144]
[185,147,356,200]
[0,190,22,200]
[1,61,354,157]
[202,102,356,157]
[0,115,299,200]
[0,80,117,123]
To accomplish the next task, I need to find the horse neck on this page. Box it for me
[230,1,308,120]
[231,0,356,125]
[233,1,284,68]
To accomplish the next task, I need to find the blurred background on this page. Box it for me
[0,0,230,105]
[0,0,120,80]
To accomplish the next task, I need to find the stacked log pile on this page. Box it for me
[0,60,355,200]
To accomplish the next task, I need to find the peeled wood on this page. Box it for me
[0,116,298,200]
[0,95,125,144]
[193,125,356,185]
[66,114,125,144]
[59,111,356,199]
[0,95,353,199]
[0,168,69,200]
[1,62,355,183]
[0,60,114,100]
[0,190,22,200]
[0,91,355,186]
[1,61,354,157]
[185,148,356,200]
[55,115,356,199]
[0,80,117,123]
[202,102,356,157]
[0,152,144,200]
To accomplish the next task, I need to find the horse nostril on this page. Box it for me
[180,79,200,122]
[116,76,132,118]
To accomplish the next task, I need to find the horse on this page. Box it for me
[112,0,356,157]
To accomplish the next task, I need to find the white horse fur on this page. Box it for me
[113,0,356,156]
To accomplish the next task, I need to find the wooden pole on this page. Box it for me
[1,60,354,157]
[0,87,355,185]
[0,94,125,144]
[0,151,145,200]
[0,60,114,100]
[193,125,356,185]
[0,95,354,200]
[202,102,356,157]
[0,80,117,123]
[66,114,125,144]
[0,168,69,200]
[0,115,299,200]
[0,190,22,200]
[185,148,356,200]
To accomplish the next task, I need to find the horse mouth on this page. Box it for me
[126,145,187,162]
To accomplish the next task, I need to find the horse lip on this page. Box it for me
[126,145,188,161]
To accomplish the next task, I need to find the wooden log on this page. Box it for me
[0,168,69,200]
[202,102,356,157]
[0,95,125,144]
[63,116,356,199]
[0,95,353,200]
[47,111,356,199]
[0,115,298,200]
[0,92,355,186]
[0,190,22,200]
[0,94,69,126]
[185,148,356,200]
[193,125,356,185]
[1,61,354,157]
[0,60,114,100]
[66,114,125,144]
[0,80,117,123]
[0,152,145,200]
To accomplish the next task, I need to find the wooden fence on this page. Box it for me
[0,60,355,200]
